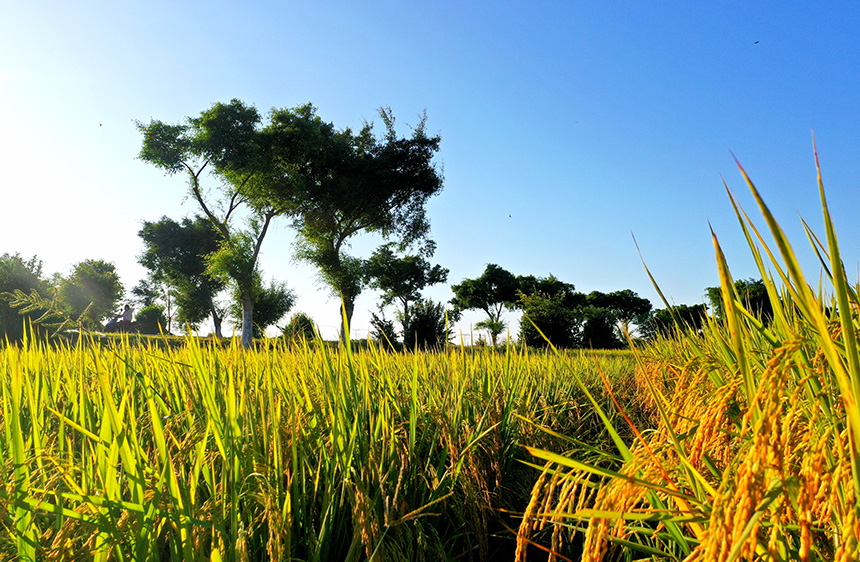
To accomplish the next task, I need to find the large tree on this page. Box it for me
[138,215,226,336]
[256,104,444,340]
[366,243,448,341]
[57,260,124,327]
[640,303,708,340]
[451,264,520,346]
[137,100,281,347]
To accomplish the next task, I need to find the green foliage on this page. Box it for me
[640,303,708,339]
[282,312,317,343]
[205,232,257,290]
[589,288,653,337]
[366,243,448,337]
[229,279,295,338]
[138,215,226,333]
[474,319,506,346]
[517,280,652,349]
[137,99,277,348]
[259,104,444,335]
[56,260,124,327]
[369,310,400,351]
[403,298,460,350]
[519,291,580,348]
[0,254,49,342]
[451,264,519,346]
[516,274,579,307]
[706,277,773,323]
[580,304,622,349]
[135,304,167,335]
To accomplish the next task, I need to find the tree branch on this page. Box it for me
[184,162,231,240]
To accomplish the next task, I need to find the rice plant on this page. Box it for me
[0,328,636,560]
[519,148,860,561]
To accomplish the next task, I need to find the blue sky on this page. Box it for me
[2,1,859,340]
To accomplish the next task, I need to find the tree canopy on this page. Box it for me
[450,264,519,346]
[137,99,281,347]
[138,215,226,336]
[255,104,444,340]
[0,253,49,341]
[366,243,448,341]
[57,260,124,327]
[706,278,773,324]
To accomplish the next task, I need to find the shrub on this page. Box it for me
[282,311,316,343]
[136,304,168,334]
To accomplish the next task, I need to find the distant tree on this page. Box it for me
[706,278,773,323]
[228,279,295,339]
[586,289,652,342]
[255,105,444,341]
[366,243,448,340]
[137,100,280,348]
[517,274,584,349]
[580,305,622,349]
[518,291,581,349]
[402,298,460,350]
[0,253,50,342]
[283,312,317,343]
[369,310,400,351]
[451,264,519,346]
[641,303,708,339]
[138,215,226,336]
[57,260,124,327]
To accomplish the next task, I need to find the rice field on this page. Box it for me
[517,156,860,561]
[5,156,860,561]
[0,333,638,561]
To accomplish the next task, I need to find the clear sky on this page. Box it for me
[2,1,860,341]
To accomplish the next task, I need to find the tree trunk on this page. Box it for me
[339,297,355,344]
[210,305,223,339]
[240,290,254,348]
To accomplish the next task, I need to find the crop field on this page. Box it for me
[4,162,860,562]
[0,334,639,561]
[515,163,860,561]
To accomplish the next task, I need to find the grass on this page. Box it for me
[517,150,860,561]
[0,332,638,561]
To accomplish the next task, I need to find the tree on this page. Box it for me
[517,276,584,349]
[369,310,400,351]
[137,100,281,348]
[706,278,773,323]
[585,289,652,343]
[138,216,227,336]
[451,264,519,346]
[0,253,50,342]
[57,260,124,327]
[283,312,317,343]
[402,298,460,350]
[366,243,448,340]
[257,104,444,341]
[228,279,295,339]
[580,305,622,349]
[640,303,708,339]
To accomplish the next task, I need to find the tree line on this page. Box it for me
[1,99,770,349]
